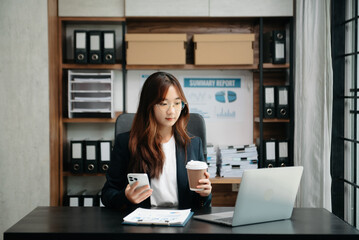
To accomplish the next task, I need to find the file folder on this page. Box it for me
[277,86,289,119]
[88,31,102,64]
[263,140,276,168]
[102,31,116,64]
[63,190,86,207]
[74,30,88,64]
[83,190,100,207]
[98,140,111,173]
[70,141,84,174]
[84,141,98,173]
[263,86,276,119]
[277,140,290,167]
[272,30,286,64]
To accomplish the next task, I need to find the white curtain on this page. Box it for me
[294,0,333,211]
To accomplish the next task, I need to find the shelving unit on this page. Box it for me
[256,17,294,168]
[55,16,126,205]
[50,12,294,206]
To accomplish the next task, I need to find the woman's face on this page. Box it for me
[154,85,183,131]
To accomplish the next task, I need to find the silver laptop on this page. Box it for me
[194,166,303,227]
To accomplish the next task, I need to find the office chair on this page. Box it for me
[115,112,207,160]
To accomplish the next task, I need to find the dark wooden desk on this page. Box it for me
[4,207,359,240]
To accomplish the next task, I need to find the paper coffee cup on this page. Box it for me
[186,160,208,191]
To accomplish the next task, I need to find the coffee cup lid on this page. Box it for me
[186,160,208,170]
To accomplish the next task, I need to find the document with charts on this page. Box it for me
[123,208,193,226]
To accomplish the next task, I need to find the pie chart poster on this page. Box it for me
[183,76,252,123]
[134,71,253,145]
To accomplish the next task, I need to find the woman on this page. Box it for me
[101,72,212,210]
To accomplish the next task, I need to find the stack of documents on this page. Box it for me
[123,208,193,226]
[207,144,258,178]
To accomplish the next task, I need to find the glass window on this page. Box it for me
[346,0,354,20]
[341,0,359,229]
[345,21,354,54]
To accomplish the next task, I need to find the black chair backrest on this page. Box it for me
[186,113,207,159]
[114,113,135,137]
[115,113,207,159]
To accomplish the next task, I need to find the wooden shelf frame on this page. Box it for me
[61,63,123,70]
[126,63,289,70]
[263,63,290,69]
[63,112,122,123]
[210,177,241,184]
[59,17,126,22]
[54,14,127,206]
[63,171,106,177]
[257,17,294,168]
[48,5,294,206]
[126,64,258,70]
[254,117,290,123]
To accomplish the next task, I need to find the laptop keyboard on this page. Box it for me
[216,217,233,224]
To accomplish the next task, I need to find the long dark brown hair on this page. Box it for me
[128,72,191,178]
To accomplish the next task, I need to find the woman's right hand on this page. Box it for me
[125,182,153,204]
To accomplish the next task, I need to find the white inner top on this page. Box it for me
[150,135,178,207]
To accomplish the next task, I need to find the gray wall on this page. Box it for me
[0,0,50,239]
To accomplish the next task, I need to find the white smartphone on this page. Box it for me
[127,173,150,189]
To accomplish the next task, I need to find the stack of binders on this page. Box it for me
[263,86,290,119]
[69,140,112,174]
[63,189,103,207]
[63,190,86,207]
[263,139,290,168]
[74,30,116,64]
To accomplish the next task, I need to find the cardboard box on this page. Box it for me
[193,34,255,65]
[126,34,187,65]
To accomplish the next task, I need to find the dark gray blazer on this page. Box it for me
[101,131,211,211]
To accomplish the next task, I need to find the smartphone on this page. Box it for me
[127,173,150,189]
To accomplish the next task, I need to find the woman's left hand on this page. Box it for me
[196,172,212,197]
